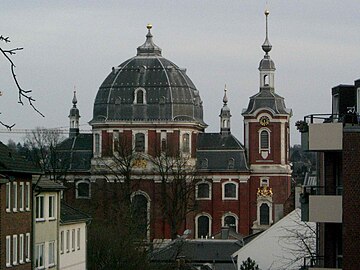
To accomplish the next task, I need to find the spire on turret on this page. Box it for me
[137,24,162,56]
[262,10,272,55]
[69,89,80,138]
[220,85,231,135]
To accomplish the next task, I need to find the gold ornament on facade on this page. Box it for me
[132,159,147,168]
[257,186,273,197]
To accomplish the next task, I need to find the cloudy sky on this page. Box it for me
[0,1,360,145]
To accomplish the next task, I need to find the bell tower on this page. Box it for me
[242,10,292,231]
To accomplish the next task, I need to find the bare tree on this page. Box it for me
[0,35,43,129]
[151,152,197,240]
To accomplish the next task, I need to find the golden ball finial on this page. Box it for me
[265,10,270,16]
[146,23,152,30]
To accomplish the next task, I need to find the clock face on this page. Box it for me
[259,116,270,126]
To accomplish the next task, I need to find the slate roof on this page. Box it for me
[56,134,93,172]
[33,178,65,191]
[91,27,205,127]
[0,141,41,174]
[60,201,91,224]
[196,133,249,171]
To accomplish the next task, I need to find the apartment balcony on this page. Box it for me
[301,188,342,223]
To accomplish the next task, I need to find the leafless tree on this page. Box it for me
[0,35,43,129]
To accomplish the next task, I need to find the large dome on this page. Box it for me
[91,26,205,126]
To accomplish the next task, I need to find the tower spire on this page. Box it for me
[262,10,272,55]
[220,84,231,135]
[69,89,80,138]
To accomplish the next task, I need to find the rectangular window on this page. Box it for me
[13,182,17,212]
[48,241,55,266]
[25,233,31,262]
[66,230,70,252]
[60,231,64,254]
[72,229,75,251]
[6,235,11,267]
[25,182,30,211]
[35,196,44,221]
[19,182,24,211]
[19,234,24,264]
[13,235,18,265]
[35,243,44,269]
[95,133,100,155]
[48,195,55,220]
[77,228,81,250]
[6,182,11,212]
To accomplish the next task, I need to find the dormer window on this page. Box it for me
[134,88,146,104]
[228,158,235,169]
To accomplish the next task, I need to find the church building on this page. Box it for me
[58,11,292,241]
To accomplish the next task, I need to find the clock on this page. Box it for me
[259,116,270,126]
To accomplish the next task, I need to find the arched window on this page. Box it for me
[134,88,146,104]
[76,180,90,199]
[223,182,238,200]
[228,158,235,169]
[224,215,237,232]
[182,133,190,153]
[260,203,270,225]
[264,74,269,86]
[260,130,269,149]
[132,193,149,239]
[196,182,210,199]
[135,133,145,152]
[196,214,211,239]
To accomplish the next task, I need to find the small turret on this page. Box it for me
[220,85,231,135]
[69,90,80,138]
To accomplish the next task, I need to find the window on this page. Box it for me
[13,182,17,212]
[13,235,18,265]
[25,182,30,211]
[6,182,11,212]
[224,215,237,232]
[35,243,44,269]
[66,230,70,252]
[264,74,269,86]
[35,196,44,221]
[25,233,30,262]
[182,133,190,153]
[19,234,24,264]
[60,231,64,254]
[135,133,145,152]
[196,215,211,239]
[132,194,149,239]
[260,203,270,225]
[94,133,100,155]
[260,130,269,149]
[76,181,90,199]
[48,195,55,220]
[6,235,11,267]
[19,182,24,211]
[77,228,81,250]
[72,229,76,251]
[228,158,235,169]
[134,88,146,104]
[196,182,210,199]
[48,241,55,266]
[223,182,237,199]
[200,159,208,169]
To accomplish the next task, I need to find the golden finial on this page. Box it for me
[265,10,270,16]
[146,23,152,30]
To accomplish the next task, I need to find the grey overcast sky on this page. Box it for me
[1,1,360,145]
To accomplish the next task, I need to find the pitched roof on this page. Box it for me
[0,141,41,174]
[60,201,91,224]
[33,178,65,191]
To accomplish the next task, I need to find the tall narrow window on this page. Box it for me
[19,182,24,211]
[48,241,55,266]
[60,231,64,254]
[197,215,210,238]
[264,74,269,86]
[182,133,190,153]
[136,90,144,104]
[260,203,270,225]
[35,243,44,269]
[6,235,11,267]
[260,130,269,149]
[25,182,30,211]
[25,233,30,262]
[66,230,70,252]
[13,182,17,212]
[35,196,44,221]
[72,229,76,251]
[19,234,24,264]
[95,134,100,155]
[132,194,148,239]
[13,235,18,265]
[135,133,145,152]
[77,228,81,250]
[48,195,55,220]
[6,182,11,212]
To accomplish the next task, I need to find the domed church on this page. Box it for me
[59,12,292,241]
